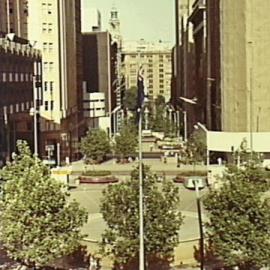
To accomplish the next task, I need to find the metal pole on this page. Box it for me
[194,180,204,270]
[183,110,187,142]
[3,106,10,161]
[57,143,61,167]
[33,62,38,156]
[138,107,144,270]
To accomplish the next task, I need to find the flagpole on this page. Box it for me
[138,105,144,270]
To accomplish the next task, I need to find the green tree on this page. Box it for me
[186,129,206,164]
[123,87,138,111]
[0,141,88,269]
[114,124,138,162]
[100,166,183,270]
[154,95,165,108]
[79,128,111,163]
[203,155,270,269]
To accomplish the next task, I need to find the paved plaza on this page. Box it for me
[69,177,208,268]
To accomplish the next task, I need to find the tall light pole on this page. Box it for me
[3,106,10,161]
[193,179,205,270]
[29,107,38,156]
[179,96,197,142]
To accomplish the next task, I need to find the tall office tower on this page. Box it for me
[108,6,123,130]
[219,0,270,132]
[0,0,28,38]
[82,31,117,135]
[171,0,196,136]
[122,40,172,102]
[27,0,83,160]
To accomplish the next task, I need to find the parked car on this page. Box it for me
[183,177,207,190]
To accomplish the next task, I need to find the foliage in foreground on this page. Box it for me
[0,141,88,268]
[79,128,111,163]
[203,154,270,269]
[100,166,183,270]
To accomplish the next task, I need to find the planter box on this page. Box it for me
[79,176,118,184]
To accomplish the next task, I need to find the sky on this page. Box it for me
[81,0,175,44]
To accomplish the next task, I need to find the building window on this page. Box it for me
[49,62,53,72]
[48,42,53,52]
[50,81,53,91]
[43,62,48,72]
[48,23,53,33]
[44,81,48,91]
[42,23,47,32]
[2,72,6,82]
[160,90,164,94]
[9,8,13,14]
[47,3,52,14]
[43,42,47,51]
[44,101,48,111]
[50,101,54,110]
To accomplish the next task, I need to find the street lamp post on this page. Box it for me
[179,96,197,142]
[193,179,205,270]
[3,106,10,161]
[29,107,38,156]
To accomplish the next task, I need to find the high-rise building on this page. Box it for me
[0,0,84,161]
[0,33,42,160]
[174,0,270,134]
[26,0,83,161]
[82,31,117,118]
[122,39,172,102]
[0,0,28,38]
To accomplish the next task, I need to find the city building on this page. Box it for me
[122,39,172,102]
[81,8,101,32]
[171,0,196,136]
[0,33,42,161]
[82,31,117,136]
[0,0,28,39]
[108,6,123,131]
[173,0,270,135]
[27,0,83,161]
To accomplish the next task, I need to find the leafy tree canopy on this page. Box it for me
[123,87,138,111]
[0,141,88,268]
[100,166,183,269]
[114,123,138,159]
[203,154,270,269]
[79,128,111,163]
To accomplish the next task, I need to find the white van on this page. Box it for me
[184,177,207,190]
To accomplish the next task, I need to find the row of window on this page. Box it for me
[43,62,54,72]
[3,101,32,115]
[43,42,53,52]
[42,2,53,15]
[44,100,54,111]
[42,23,53,33]
[0,72,32,83]
[44,81,54,91]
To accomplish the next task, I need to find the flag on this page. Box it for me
[137,66,146,109]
